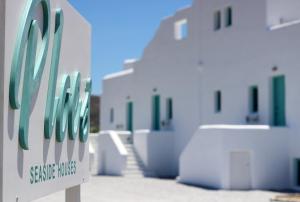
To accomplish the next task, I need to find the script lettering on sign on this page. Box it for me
[9,0,92,150]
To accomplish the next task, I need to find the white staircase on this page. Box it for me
[122,144,156,178]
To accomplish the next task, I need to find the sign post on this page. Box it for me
[66,185,81,202]
[0,0,92,201]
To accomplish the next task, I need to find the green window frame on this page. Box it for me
[295,159,300,186]
[215,90,222,113]
[225,7,232,27]
[272,75,286,126]
[152,95,161,131]
[110,108,114,123]
[214,10,221,31]
[249,86,259,113]
[126,102,133,132]
[166,98,173,120]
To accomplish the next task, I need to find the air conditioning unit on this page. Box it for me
[246,113,259,124]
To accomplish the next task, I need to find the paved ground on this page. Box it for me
[35,176,281,202]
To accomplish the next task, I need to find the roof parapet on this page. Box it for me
[123,58,138,70]
[103,68,134,80]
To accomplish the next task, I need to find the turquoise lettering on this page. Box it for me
[34,166,39,183]
[44,9,64,139]
[10,1,92,150]
[56,75,70,142]
[80,79,92,143]
[9,0,50,150]
[30,167,34,184]
[68,72,82,140]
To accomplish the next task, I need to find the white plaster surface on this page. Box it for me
[89,132,127,176]
[180,126,290,190]
[134,130,175,177]
[100,0,300,191]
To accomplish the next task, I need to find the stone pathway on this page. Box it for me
[35,176,281,202]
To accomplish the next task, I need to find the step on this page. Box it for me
[126,164,142,169]
[126,159,144,165]
[127,155,140,159]
[125,150,135,154]
[124,144,134,148]
[126,162,144,168]
[122,143,157,178]
[123,174,144,178]
[126,166,145,171]
[122,170,145,176]
[127,156,141,161]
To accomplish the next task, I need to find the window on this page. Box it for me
[249,86,259,113]
[175,19,188,40]
[295,159,300,186]
[166,98,173,120]
[110,108,114,123]
[126,102,133,132]
[215,91,222,113]
[214,11,221,30]
[152,95,161,131]
[272,75,286,126]
[225,7,232,27]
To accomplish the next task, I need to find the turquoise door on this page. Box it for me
[126,102,133,132]
[152,95,160,131]
[272,75,286,126]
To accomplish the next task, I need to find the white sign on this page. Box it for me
[0,0,91,201]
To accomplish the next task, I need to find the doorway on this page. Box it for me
[230,151,252,190]
[272,75,286,126]
[126,102,133,132]
[152,95,160,131]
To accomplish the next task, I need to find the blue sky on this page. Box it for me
[69,0,193,95]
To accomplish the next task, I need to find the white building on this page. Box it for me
[100,0,300,190]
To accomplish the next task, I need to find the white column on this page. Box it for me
[65,185,81,202]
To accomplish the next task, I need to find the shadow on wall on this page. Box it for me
[133,130,176,178]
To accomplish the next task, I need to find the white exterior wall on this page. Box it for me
[89,131,128,176]
[101,69,134,131]
[198,1,300,189]
[101,5,202,175]
[267,0,300,26]
[101,0,300,189]
[180,126,289,190]
[134,130,175,177]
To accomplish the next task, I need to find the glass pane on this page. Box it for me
[226,7,232,27]
[214,11,221,30]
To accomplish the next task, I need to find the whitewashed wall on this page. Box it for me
[101,5,202,176]
[101,69,134,131]
[180,126,289,190]
[198,0,300,189]
[90,131,128,176]
[267,0,300,26]
[101,0,300,189]
[134,130,175,177]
